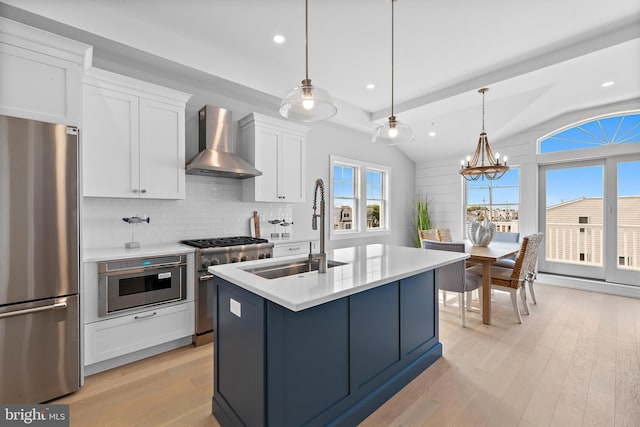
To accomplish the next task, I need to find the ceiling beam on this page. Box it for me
[371,17,640,121]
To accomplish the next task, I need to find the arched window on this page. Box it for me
[539,112,640,154]
[537,111,640,287]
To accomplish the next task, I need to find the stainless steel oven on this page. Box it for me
[98,254,187,316]
[180,237,273,346]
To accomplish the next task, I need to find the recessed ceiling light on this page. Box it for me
[428,122,436,137]
[273,34,285,44]
[366,83,375,90]
[601,81,615,87]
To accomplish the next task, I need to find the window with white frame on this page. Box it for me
[333,163,357,231]
[331,155,390,239]
[366,169,385,229]
[464,168,520,234]
[537,111,640,286]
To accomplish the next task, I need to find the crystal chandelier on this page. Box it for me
[460,88,509,181]
[279,0,337,122]
[371,0,414,145]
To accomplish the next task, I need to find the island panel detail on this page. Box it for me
[350,281,401,391]
[213,269,440,427]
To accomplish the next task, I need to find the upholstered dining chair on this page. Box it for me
[467,234,538,324]
[494,232,543,305]
[492,232,521,268]
[422,240,482,327]
[437,228,453,242]
[524,233,544,305]
[419,229,440,242]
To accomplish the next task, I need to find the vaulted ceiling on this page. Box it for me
[2,0,639,162]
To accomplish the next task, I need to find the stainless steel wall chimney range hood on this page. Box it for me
[185,105,262,178]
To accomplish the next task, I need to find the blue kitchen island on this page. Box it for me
[209,244,467,427]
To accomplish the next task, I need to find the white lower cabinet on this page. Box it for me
[84,302,194,366]
[273,240,319,258]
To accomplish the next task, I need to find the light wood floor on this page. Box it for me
[54,283,640,426]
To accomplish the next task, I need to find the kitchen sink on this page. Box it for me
[243,258,347,279]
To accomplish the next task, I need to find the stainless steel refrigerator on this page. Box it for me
[0,114,80,403]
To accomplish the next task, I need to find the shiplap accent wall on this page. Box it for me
[416,128,537,242]
[415,163,464,240]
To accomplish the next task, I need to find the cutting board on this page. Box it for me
[251,211,260,238]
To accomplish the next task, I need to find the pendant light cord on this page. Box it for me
[482,89,485,131]
[305,0,309,81]
[479,87,489,131]
[391,0,395,117]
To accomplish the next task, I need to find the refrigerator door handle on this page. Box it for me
[0,302,67,320]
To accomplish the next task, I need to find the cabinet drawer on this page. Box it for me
[84,302,194,365]
[273,241,318,258]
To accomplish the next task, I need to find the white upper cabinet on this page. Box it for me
[0,17,92,125]
[239,113,309,203]
[82,68,191,199]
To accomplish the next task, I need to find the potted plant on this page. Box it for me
[414,194,432,248]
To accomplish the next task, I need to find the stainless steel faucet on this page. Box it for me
[311,178,327,273]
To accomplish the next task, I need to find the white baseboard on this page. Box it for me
[537,273,640,299]
[83,336,193,377]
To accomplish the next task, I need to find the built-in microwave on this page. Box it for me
[97,254,187,317]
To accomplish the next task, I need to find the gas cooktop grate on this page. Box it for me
[180,236,269,249]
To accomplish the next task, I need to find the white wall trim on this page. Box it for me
[83,336,192,377]
[83,67,192,105]
[537,273,640,299]
[0,16,92,65]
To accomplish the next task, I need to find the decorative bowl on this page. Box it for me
[467,217,495,247]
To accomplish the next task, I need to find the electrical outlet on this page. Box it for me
[230,298,241,318]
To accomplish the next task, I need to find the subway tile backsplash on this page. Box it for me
[82,175,292,249]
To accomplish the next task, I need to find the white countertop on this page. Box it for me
[83,243,195,262]
[209,244,468,311]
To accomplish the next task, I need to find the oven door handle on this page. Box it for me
[100,262,187,275]
[199,274,214,281]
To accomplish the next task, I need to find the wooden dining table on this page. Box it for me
[465,240,521,325]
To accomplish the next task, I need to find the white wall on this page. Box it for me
[298,122,416,250]
[81,46,415,250]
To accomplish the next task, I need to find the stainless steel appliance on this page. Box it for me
[0,115,79,403]
[180,237,273,346]
[185,105,262,178]
[97,254,187,317]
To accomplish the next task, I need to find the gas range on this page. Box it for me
[181,236,270,250]
[181,236,274,270]
[180,236,274,346]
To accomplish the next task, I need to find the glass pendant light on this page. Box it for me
[279,0,337,122]
[371,0,414,145]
